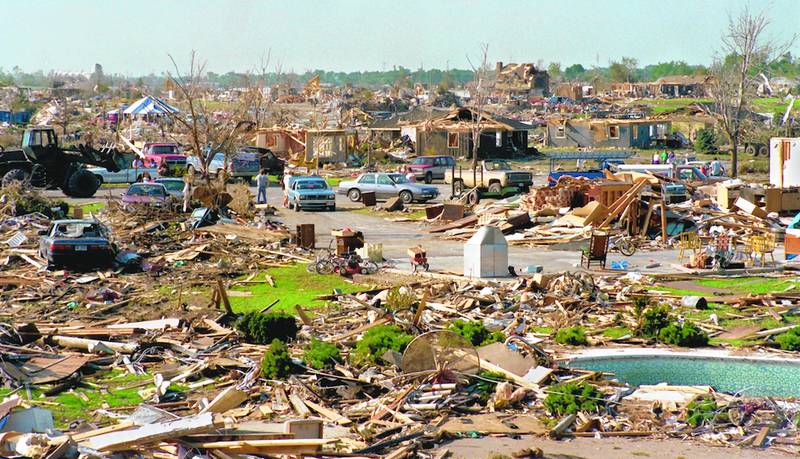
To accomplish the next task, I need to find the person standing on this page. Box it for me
[282,171,293,208]
[660,150,668,165]
[256,169,269,204]
[182,174,193,213]
[710,158,723,176]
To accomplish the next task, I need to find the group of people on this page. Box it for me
[651,150,677,165]
[132,157,173,177]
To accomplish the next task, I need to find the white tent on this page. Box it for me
[122,96,179,116]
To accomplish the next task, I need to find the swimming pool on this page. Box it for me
[565,349,800,397]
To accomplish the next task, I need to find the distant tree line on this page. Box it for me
[2,53,800,90]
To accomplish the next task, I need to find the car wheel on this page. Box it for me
[348,188,361,202]
[399,190,413,204]
[488,182,502,194]
[2,168,30,187]
[328,205,336,211]
[424,172,433,184]
[294,202,301,212]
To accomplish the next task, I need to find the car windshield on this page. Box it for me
[150,145,177,154]
[412,157,434,165]
[388,174,409,184]
[54,223,102,238]
[486,160,512,171]
[297,180,328,190]
[128,185,166,197]
[158,180,185,192]
[234,152,259,162]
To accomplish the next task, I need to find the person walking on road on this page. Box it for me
[256,169,269,204]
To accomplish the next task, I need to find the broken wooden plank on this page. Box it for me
[87,413,219,452]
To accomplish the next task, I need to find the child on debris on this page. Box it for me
[256,169,269,204]
[182,175,192,213]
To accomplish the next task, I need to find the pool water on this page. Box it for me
[567,355,800,397]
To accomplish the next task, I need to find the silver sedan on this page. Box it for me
[338,173,439,204]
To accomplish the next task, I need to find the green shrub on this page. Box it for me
[694,128,717,154]
[386,286,417,311]
[776,327,800,351]
[658,321,709,347]
[554,326,588,346]
[685,396,724,427]
[638,305,672,339]
[543,382,604,416]
[260,339,293,380]
[236,311,298,345]
[353,324,413,365]
[303,338,342,370]
[448,319,505,347]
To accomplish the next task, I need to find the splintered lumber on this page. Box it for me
[70,421,137,442]
[288,394,311,418]
[49,336,138,354]
[190,439,332,455]
[200,386,249,414]
[303,399,352,425]
[331,316,392,343]
[216,278,233,315]
[196,223,289,242]
[86,413,219,451]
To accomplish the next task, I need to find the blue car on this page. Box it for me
[287,176,336,212]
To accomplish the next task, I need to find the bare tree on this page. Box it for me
[712,7,795,177]
[466,44,490,177]
[167,51,256,180]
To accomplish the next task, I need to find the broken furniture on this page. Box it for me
[332,229,364,255]
[296,224,315,249]
[677,232,701,262]
[581,231,609,269]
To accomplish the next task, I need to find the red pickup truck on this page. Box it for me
[142,142,188,174]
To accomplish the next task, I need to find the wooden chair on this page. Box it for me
[678,232,701,262]
[754,233,776,266]
[581,232,610,269]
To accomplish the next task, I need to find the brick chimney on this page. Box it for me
[495,61,503,76]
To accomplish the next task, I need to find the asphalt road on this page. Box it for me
[43,182,685,276]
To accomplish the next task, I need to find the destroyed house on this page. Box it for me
[547,118,670,148]
[254,128,306,156]
[495,62,549,97]
[651,75,714,97]
[408,108,535,159]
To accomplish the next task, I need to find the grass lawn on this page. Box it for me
[635,98,713,113]
[0,371,175,428]
[227,263,362,313]
[80,201,107,214]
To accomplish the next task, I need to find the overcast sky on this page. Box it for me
[1,0,798,75]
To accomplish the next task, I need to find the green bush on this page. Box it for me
[260,339,294,380]
[353,324,413,365]
[448,319,505,347]
[303,338,342,370]
[554,326,588,346]
[236,311,298,345]
[543,382,604,416]
[638,305,672,339]
[685,396,724,427]
[694,128,717,154]
[472,370,507,399]
[658,321,709,347]
[776,327,800,351]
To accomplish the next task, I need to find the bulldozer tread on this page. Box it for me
[65,169,100,198]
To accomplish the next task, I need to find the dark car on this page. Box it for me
[405,155,456,183]
[38,219,115,270]
[121,183,170,209]
[242,146,286,176]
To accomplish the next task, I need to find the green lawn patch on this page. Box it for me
[695,277,796,295]
[602,326,632,339]
[81,201,107,214]
[228,263,362,313]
